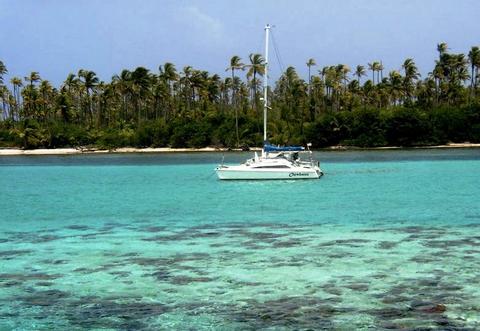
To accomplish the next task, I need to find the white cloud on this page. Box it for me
[181,5,224,40]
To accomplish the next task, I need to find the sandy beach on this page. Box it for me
[0,147,260,156]
[0,143,480,156]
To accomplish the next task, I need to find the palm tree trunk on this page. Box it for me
[12,86,17,121]
[308,67,311,95]
[232,69,240,148]
[475,67,478,92]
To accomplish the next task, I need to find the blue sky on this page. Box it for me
[1,0,479,86]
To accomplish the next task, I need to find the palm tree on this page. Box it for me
[323,66,342,110]
[160,62,177,84]
[23,72,41,119]
[245,53,265,114]
[306,58,316,94]
[189,69,209,117]
[435,53,469,104]
[368,62,380,84]
[130,67,152,122]
[275,66,306,138]
[78,69,99,124]
[453,54,470,104]
[355,65,366,85]
[220,77,232,106]
[226,55,245,147]
[378,62,384,81]
[437,42,448,56]
[0,61,6,120]
[388,70,403,106]
[468,46,480,96]
[25,71,41,87]
[10,77,22,120]
[112,70,130,121]
[0,60,7,85]
[226,56,244,82]
[158,63,178,119]
[179,65,194,112]
[38,80,54,121]
[338,64,350,89]
[0,85,9,120]
[402,58,420,103]
[62,73,80,120]
[159,63,178,94]
[63,73,78,92]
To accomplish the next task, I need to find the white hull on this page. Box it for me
[216,166,322,180]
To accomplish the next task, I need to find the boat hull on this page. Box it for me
[215,167,322,180]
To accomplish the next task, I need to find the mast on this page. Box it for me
[263,24,270,143]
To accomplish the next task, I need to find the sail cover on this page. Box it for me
[263,143,304,152]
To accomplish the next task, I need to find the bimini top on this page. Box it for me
[263,143,305,153]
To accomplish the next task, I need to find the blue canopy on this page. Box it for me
[263,143,304,152]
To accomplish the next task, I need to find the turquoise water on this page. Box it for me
[1,149,480,330]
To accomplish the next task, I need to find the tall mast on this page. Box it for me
[263,24,270,143]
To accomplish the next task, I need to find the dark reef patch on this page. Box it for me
[64,298,169,329]
[35,281,55,287]
[0,273,61,282]
[65,225,90,231]
[0,280,23,287]
[326,251,354,259]
[0,249,34,259]
[33,235,62,243]
[40,259,68,265]
[423,237,480,249]
[409,255,439,263]
[318,238,371,248]
[214,295,361,329]
[345,283,369,292]
[142,226,167,233]
[376,241,399,249]
[272,239,303,248]
[169,275,215,285]
[20,289,70,307]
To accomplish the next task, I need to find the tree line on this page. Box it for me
[0,42,479,149]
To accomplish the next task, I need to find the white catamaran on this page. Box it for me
[215,24,323,180]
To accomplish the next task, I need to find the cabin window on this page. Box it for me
[253,165,290,169]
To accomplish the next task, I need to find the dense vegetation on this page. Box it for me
[1,42,480,149]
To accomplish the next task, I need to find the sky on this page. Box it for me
[1,0,479,86]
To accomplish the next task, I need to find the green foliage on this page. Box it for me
[134,120,169,147]
[1,45,480,149]
[465,103,480,142]
[18,120,50,149]
[210,118,236,147]
[96,127,135,149]
[47,122,92,147]
[168,119,212,148]
[347,108,387,147]
[305,113,345,147]
[429,107,468,143]
[384,108,431,146]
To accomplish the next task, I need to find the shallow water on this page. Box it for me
[1,149,480,330]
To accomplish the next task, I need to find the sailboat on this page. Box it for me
[215,24,323,180]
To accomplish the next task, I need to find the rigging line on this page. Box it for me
[270,29,285,76]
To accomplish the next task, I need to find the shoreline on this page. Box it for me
[1,143,480,156]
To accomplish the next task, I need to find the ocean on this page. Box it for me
[1,149,479,330]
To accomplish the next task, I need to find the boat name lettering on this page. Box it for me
[289,172,309,177]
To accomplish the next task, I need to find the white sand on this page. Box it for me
[0,143,479,156]
[0,147,258,156]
